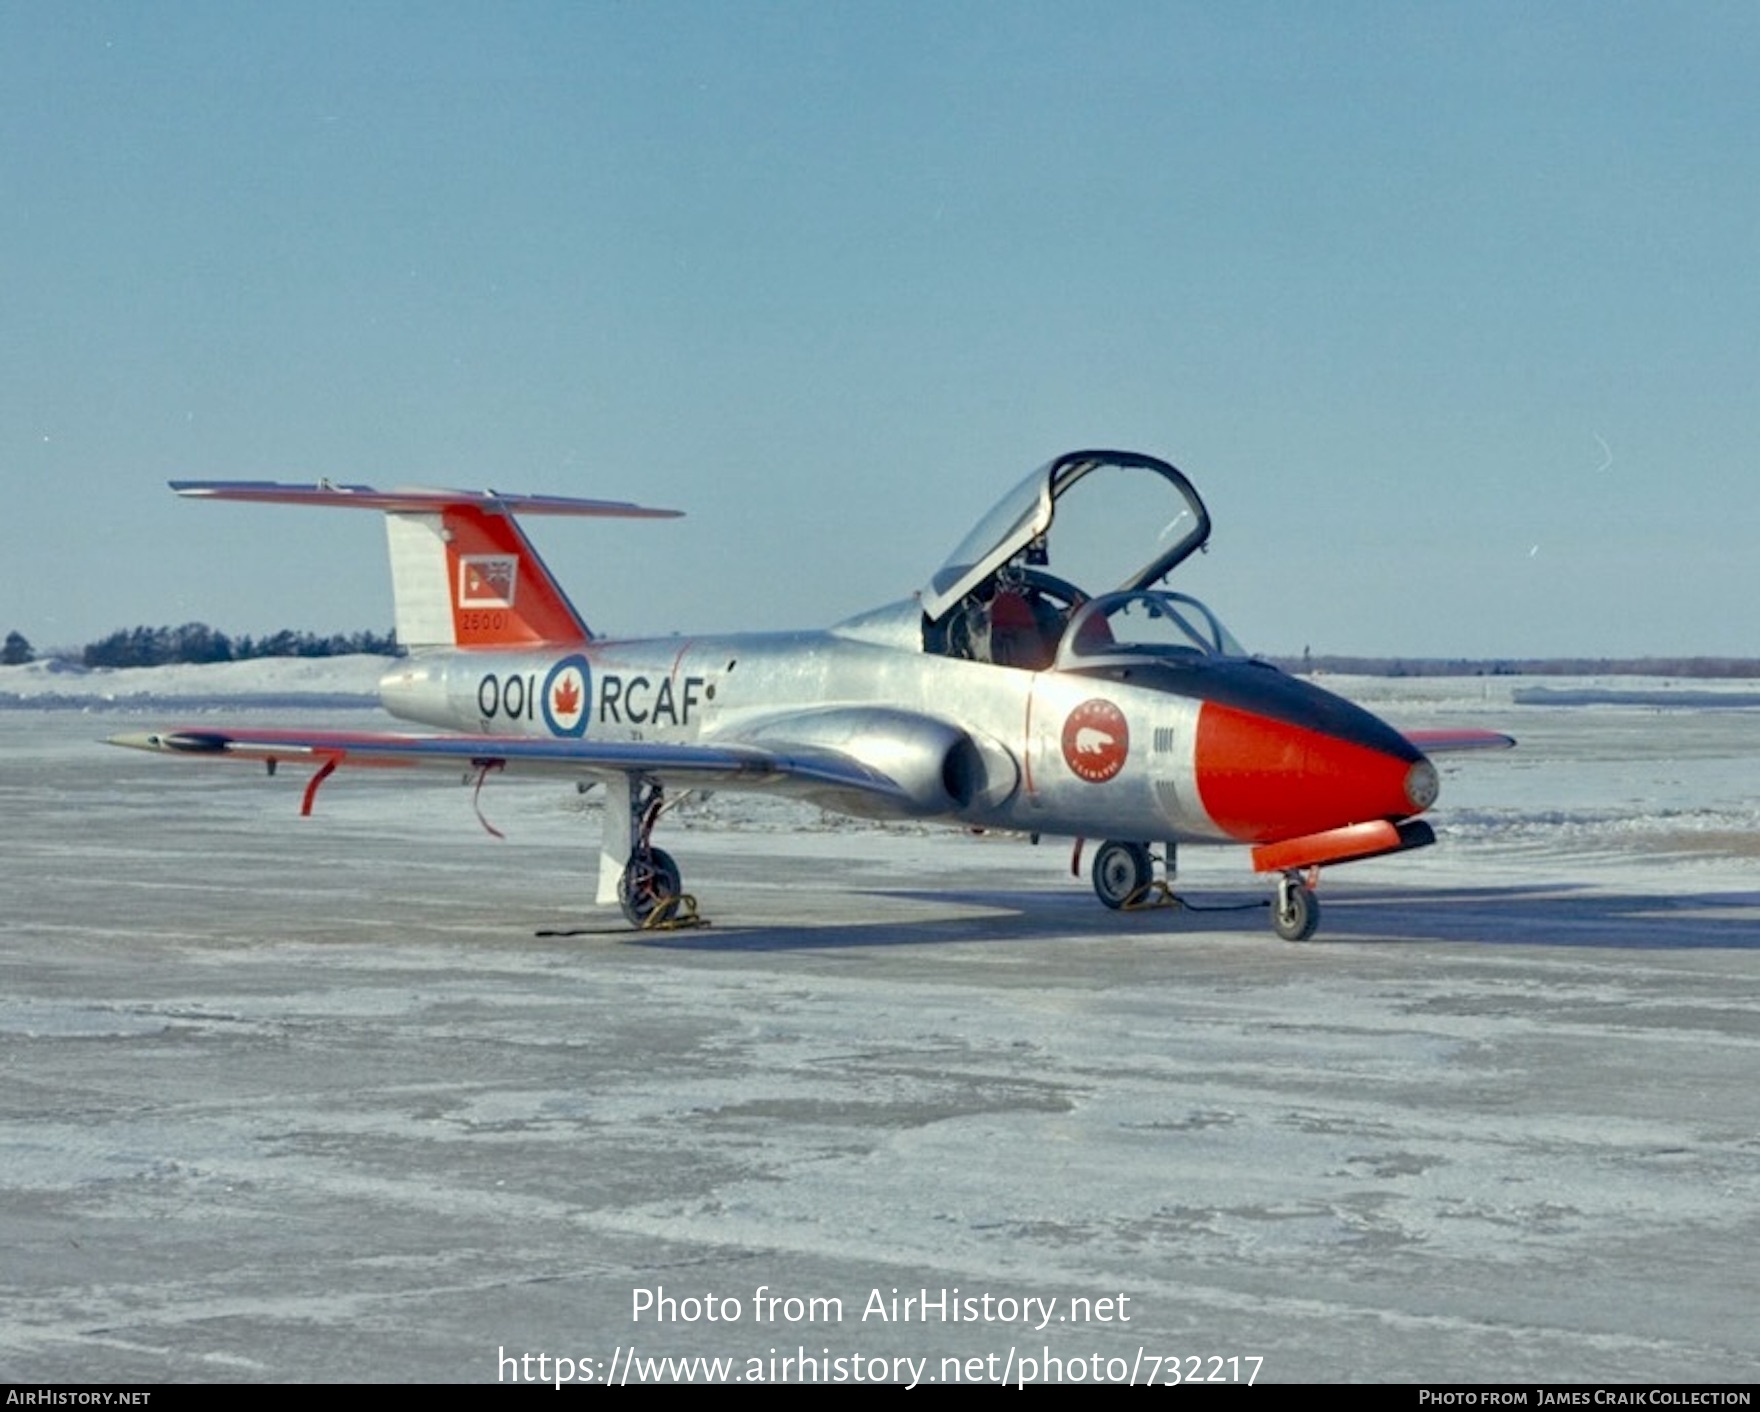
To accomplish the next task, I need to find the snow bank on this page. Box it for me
[0,654,387,710]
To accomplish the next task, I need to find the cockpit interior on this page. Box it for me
[921,450,1245,670]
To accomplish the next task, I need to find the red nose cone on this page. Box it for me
[1195,701,1423,843]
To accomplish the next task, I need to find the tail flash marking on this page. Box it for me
[459,555,518,608]
[387,504,590,649]
[441,503,589,647]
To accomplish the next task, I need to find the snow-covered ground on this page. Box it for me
[1,673,1756,1384]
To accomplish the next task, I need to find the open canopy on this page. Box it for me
[921,450,1211,624]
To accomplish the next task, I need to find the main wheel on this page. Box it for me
[1092,840,1153,910]
[1272,881,1320,941]
[618,847,682,927]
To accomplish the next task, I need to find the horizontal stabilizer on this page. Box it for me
[170,479,682,650]
[170,481,681,519]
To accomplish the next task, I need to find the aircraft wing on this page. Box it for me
[1403,729,1516,753]
[108,726,917,815]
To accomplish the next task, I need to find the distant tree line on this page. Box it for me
[75,623,399,669]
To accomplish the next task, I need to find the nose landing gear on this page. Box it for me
[1272,870,1320,942]
[1084,837,1322,939]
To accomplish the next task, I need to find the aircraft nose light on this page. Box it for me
[1405,758,1439,812]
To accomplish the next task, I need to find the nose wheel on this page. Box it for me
[1272,871,1320,942]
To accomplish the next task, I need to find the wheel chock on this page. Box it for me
[639,893,710,931]
[1121,881,1181,912]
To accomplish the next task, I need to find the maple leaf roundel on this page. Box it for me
[542,655,592,737]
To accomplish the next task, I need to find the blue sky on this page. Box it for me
[4,2,1756,657]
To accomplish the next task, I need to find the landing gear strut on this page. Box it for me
[1272,870,1320,942]
[606,776,701,929]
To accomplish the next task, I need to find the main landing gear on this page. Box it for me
[1087,839,1179,912]
[1091,840,1157,909]
[619,844,683,927]
[608,776,703,930]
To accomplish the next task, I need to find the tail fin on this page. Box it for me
[171,481,681,650]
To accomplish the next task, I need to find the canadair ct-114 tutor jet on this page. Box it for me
[113,451,1511,939]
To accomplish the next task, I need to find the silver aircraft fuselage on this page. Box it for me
[377,595,1432,850]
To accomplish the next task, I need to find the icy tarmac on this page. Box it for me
[2,682,1757,1384]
